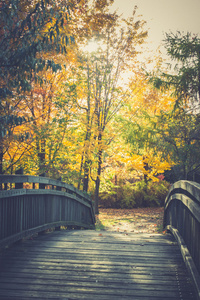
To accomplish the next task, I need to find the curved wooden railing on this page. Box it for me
[164,180,200,299]
[0,175,95,248]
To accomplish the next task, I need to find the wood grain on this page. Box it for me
[0,230,196,299]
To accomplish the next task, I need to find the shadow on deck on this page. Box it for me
[0,229,196,300]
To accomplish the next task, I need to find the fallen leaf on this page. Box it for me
[96,208,164,234]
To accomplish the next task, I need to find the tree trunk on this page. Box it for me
[0,142,3,189]
[82,121,92,192]
[143,156,149,185]
[78,154,84,190]
[0,142,3,175]
[198,51,200,101]
[94,175,100,214]
[83,159,90,192]
[94,133,103,214]
[114,174,118,203]
[37,138,46,174]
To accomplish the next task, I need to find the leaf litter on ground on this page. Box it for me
[95,207,164,234]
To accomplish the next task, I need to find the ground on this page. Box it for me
[95,207,165,234]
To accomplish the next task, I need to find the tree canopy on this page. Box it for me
[1,2,199,211]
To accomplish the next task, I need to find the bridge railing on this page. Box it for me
[0,175,95,248]
[164,180,200,298]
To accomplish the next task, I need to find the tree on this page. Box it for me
[125,69,200,182]
[151,32,200,108]
[154,108,200,181]
[118,81,174,183]
[148,32,200,180]
[75,8,147,213]
[0,0,76,173]
[0,0,116,174]
[0,0,78,93]
[22,67,74,175]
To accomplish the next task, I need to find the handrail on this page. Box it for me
[164,180,200,299]
[0,175,95,248]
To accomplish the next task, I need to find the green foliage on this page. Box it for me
[0,0,73,145]
[99,179,170,208]
[150,31,200,104]
[146,32,200,181]
[155,108,200,180]
[0,0,71,98]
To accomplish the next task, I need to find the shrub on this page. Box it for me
[99,179,170,208]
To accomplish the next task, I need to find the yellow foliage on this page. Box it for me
[105,140,174,183]
[128,71,175,118]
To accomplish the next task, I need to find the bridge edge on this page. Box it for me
[166,225,200,300]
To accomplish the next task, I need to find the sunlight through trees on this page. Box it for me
[1,1,200,211]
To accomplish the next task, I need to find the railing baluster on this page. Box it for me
[164,180,200,299]
[0,174,95,248]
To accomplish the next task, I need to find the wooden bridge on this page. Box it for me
[0,175,200,299]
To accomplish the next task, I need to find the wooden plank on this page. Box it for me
[3,254,183,268]
[1,257,185,272]
[1,271,185,286]
[0,290,190,300]
[2,269,186,285]
[0,230,196,300]
[0,281,194,298]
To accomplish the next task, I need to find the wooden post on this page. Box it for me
[55,226,61,231]
[56,176,62,191]
[15,168,24,189]
[39,173,46,189]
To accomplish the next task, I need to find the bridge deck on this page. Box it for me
[0,230,196,300]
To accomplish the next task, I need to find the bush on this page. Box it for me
[99,179,170,208]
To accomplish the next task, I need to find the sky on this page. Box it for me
[110,0,200,59]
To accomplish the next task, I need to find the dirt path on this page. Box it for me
[96,207,165,234]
